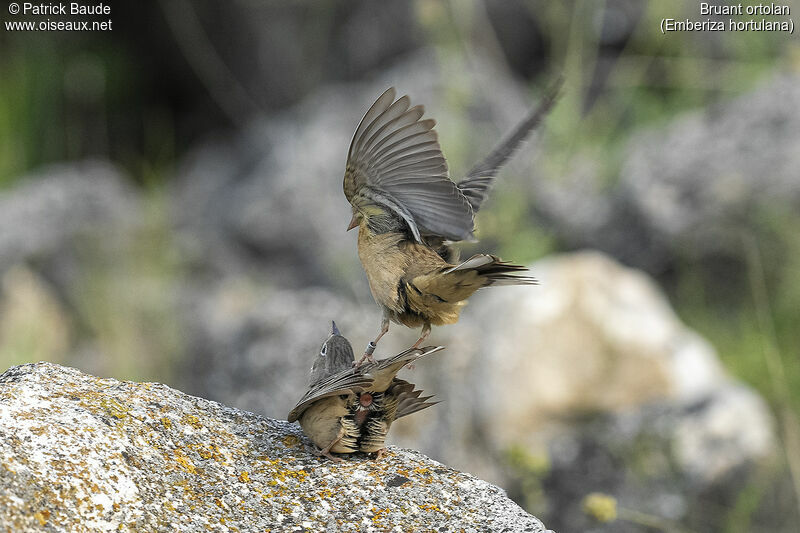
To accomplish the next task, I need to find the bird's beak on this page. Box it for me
[331,321,340,336]
[347,214,359,231]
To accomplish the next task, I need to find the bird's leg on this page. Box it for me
[373,448,388,461]
[410,323,431,350]
[315,427,345,463]
[406,323,432,369]
[355,317,389,367]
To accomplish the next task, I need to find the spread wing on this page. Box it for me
[344,87,475,242]
[457,76,563,213]
[287,369,373,422]
[289,346,445,422]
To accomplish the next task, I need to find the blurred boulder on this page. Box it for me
[537,73,800,276]
[0,361,548,532]
[0,161,184,382]
[538,382,775,532]
[0,160,140,279]
[621,74,800,258]
[391,252,773,481]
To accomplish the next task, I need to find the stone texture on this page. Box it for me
[0,362,548,533]
[535,73,800,274]
[538,381,775,533]
[0,160,139,275]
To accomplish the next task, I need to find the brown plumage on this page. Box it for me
[344,80,562,362]
[288,323,443,461]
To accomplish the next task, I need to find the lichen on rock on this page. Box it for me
[0,362,548,532]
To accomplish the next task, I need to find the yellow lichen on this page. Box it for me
[371,507,390,522]
[412,466,431,477]
[173,449,196,474]
[238,471,250,483]
[100,398,130,419]
[281,435,300,448]
[181,414,202,429]
[419,503,448,515]
[33,510,49,526]
[188,442,219,461]
[160,417,172,429]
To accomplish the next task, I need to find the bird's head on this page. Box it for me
[347,208,361,231]
[308,321,355,386]
[346,204,384,232]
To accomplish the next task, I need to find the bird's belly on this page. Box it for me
[357,231,407,313]
[299,399,355,453]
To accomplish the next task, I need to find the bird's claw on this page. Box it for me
[373,448,388,461]
[315,448,343,463]
[353,352,376,367]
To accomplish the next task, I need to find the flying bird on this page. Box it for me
[343,80,562,364]
[288,321,443,461]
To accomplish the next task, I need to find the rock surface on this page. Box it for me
[537,73,800,275]
[0,160,139,275]
[0,362,548,532]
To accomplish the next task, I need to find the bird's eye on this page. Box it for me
[320,344,327,357]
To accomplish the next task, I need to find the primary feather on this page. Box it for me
[344,87,475,242]
[458,76,563,213]
[345,79,563,246]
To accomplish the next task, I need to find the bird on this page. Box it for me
[343,79,562,364]
[287,321,443,462]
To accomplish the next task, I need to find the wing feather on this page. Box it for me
[287,370,373,422]
[288,345,445,422]
[458,77,563,212]
[345,89,475,242]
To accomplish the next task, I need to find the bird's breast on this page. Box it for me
[357,227,409,312]
[298,397,352,451]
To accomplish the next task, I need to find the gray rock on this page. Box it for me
[0,160,139,275]
[535,73,800,274]
[621,74,800,254]
[539,382,776,532]
[0,361,548,532]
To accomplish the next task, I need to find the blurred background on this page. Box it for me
[1,0,799,530]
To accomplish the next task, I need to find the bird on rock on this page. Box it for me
[343,80,562,364]
[288,321,443,461]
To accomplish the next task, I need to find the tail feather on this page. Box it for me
[445,254,537,286]
[392,380,438,419]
